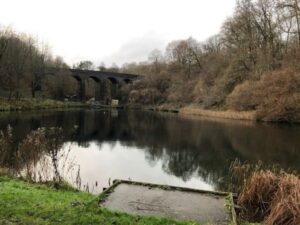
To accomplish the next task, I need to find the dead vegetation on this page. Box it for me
[227,69,300,122]
[0,126,66,183]
[120,1,300,122]
[0,126,94,192]
[179,106,256,121]
[231,160,300,225]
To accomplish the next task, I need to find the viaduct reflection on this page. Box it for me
[0,110,299,190]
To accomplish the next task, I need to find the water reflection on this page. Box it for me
[0,109,299,193]
[62,141,213,193]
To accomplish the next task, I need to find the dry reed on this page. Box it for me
[264,174,300,225]
[179,106,256,121]
[238,169,300,225]
[238,170,278,221]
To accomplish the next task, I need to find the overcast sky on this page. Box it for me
[0,0,236,67]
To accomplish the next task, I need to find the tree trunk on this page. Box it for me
[295,0,300,45]
[31,82,36,98]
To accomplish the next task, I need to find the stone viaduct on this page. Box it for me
[69,69,140,102]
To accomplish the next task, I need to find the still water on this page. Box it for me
[0,109,299,193]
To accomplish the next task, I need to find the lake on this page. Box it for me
[0,109,299,193]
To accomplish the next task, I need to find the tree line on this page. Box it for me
[0,27,78,100]
[121,0,300,122]
[1,0,300,121]
[0,26,129,101]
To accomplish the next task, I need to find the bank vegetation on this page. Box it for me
[231,161,300,225]
[118,0,300,123]
[0,125,298,225]
[2,0,300,121]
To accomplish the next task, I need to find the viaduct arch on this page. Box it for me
[69,69,140,102]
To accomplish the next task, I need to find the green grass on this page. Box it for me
[0,98,86,111]
[0,176,198,225]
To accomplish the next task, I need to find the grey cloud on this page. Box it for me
[99,32,167,66]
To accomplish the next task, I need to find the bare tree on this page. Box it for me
[165,38,202,77]
[97,62,106,71]
[148,49,164,73]
[73,60,94,70]
[277,0,300,45]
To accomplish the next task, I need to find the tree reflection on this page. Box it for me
[0,109,299,191]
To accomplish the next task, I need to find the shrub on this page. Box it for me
[0,126,64,183]
[17,128,48,180]
[129,88,162,105]
[226,81,260,111]
[192,80,209,104]
[227,69,300,122]
[167,79,196,104]
[256,70,300,122]
[233,160,300,225]
[264,174,300,225]
[238,170,279,221]
[127,72,170,105]
[0,125,14,169]
[203,62,248,108]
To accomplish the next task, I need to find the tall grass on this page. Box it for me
[0,126,74,186]
[231,160,300,225]
[0,126,98,192]
[179,106,256,121]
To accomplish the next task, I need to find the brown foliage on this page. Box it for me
[0,126,64,182]
[180,107,255,121]
[129,88,162,105]
[238,170,300,225]
[167,78,195,104]
[17,128,48,180]
[256,70,300,122]
[227,80,261,111]
[264,174,300,225]
[0,125,14,169]
[127,72,172,105]
[192,80,209,104]
[227,69,300,122]
[238,170,278,221]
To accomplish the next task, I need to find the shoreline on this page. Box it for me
[1,100,296,124]
[0,175,202,225]
[0,98,87,112]
[179,106,256,121]
[140,104,257,122]
[141,104,300,123]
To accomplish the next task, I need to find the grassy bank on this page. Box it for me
[179,106,256,121]
[0,98,86,111]
[0,175,196,225]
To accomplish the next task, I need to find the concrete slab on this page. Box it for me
[101,181,232,225]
